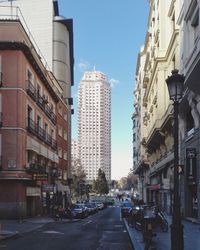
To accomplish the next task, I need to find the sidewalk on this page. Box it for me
[124,216,200,250]
[0,216,79,240]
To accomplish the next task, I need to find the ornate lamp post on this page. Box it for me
[166,69,184,250]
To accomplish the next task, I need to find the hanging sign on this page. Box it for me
[186,148,196,183]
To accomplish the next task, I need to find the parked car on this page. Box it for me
[71,204,88,219]
[84,203,98,215]
[95,201,105,210]
[121,202,133,218]
[91,199,105,210]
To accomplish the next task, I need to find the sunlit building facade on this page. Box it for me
[77,70,111,182]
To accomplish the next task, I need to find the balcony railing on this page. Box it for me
[37,93,45,110]
[27,92,57,125]
[27,117,57,150]
[26,80,37,101]
[26,162,46,174]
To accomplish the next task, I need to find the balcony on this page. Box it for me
[37,93,45,111]
[27,117,57,150]
[26,80,37,101]
[50,111,57,125]
[36,93,56,125]
[26,162,46,174]
[27,117,37,135]
[51,138,57,150]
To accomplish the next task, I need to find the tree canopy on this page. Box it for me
[93,168,109,195]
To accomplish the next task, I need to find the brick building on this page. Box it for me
[0,20,60,218]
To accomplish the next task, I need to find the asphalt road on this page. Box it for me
[4,206,133,250]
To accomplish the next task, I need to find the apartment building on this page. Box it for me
[0,20,60,218]
[178,0,200,220]
[134,0,180,213]
[77,70,111,182]
[133,45,149,201]
[0,1,74,218]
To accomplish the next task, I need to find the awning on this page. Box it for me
[149,184,161,190]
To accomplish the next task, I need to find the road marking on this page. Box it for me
[83,220,92,226]
[43,230,64,235]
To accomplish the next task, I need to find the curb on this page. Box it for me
[123,218,143,250]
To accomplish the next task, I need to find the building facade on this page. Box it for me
[133,0,181,214]
[178,0,200,220]
[77,70,111,182]
[0,20,59,218]
[0,0,74,218]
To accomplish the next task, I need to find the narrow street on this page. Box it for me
[3,206,133,250]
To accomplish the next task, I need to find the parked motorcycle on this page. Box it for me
[128,205,150,230]
[142,215,157,250]
[52,206,74,221]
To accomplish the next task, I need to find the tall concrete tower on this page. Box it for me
[77,70,111,182]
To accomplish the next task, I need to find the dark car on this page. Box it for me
[71,204,88,219]
[121,202,133,218]
[85,203,98,215]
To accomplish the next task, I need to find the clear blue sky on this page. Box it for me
[59,0,149,180]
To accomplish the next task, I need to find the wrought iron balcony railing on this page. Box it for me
[27,117,57,150]
[26,162,46,174]
[26,80,37,101]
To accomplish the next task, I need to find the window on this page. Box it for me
[58,125,62,137]
[37,115,41,128]
[186,110,195,134]
[191,9,199,43]
[64,130,67,141]
[63,151,67,160]
[64,113,67,121]
[27,105,33,120]
[58,106,62,116]
[58,148,62,158]
[27,69,33,83]
[133,119,136,128]
[133,133,136,142]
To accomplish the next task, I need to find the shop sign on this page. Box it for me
[186,148,196,183]
[32,173,48,181]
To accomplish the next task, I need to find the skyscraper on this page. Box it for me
[78,70,111,182]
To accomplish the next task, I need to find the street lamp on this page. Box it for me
[166,69,184,250]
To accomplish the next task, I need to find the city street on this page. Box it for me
[2,206,133,250]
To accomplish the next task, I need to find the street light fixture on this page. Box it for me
[166,69,185,250]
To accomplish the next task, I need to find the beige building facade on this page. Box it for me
[134,0,181,213]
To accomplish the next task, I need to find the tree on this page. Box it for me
[71,159,86,200]
[93,168,109,195]
[118,172,138,191]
